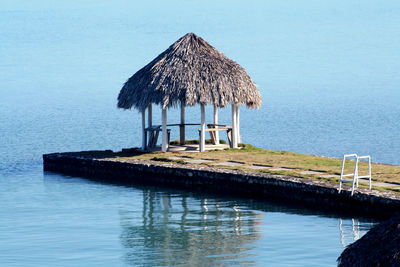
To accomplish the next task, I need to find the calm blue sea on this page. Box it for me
[1,0,398,266]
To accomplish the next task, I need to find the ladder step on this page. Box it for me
[358,176,370,179]
[342,174,355,177]
[340,179,354,183]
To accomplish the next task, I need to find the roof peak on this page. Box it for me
[174,33,207,48]
[184,32,196,37]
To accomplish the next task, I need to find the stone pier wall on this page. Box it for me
[43,153,400,219]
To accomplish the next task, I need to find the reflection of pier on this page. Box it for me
[119,190,263,266]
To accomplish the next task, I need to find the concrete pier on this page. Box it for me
[43,151,400,219]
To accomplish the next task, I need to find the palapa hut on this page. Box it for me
[118,33,261,152]
[337,213,400,266]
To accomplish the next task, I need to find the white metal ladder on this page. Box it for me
[338,154,372,195]
[357,155,372,191]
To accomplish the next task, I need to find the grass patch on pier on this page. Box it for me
[151,157,187,165]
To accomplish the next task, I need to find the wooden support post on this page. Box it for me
[213,105,220,145]
[147,104,152,144]
[231,103,238,148]
[141,109,147,150]
[162,107,168,152]
[236,105,241,144]
[180,102,185,145]
[200,103,206,152]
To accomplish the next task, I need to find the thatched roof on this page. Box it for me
[337,213,400,266]
[118,33,262,110]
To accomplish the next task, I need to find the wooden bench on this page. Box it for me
[145,125,171,148]
[198,124,233,147]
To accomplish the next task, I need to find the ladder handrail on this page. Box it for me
[343,154,358,157]
[356,155,372,190]
[338,154,372,195]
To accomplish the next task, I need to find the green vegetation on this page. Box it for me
[151,157,187,165]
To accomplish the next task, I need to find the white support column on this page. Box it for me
[180,102,185,145]
[213,105,220,145]
[162,107,168,152]
[236,105,241,144]
[200,103,206,152]
[147,104,152,143]
[231,103,238,148]
[148,104,152,127]
[141,109,147,150]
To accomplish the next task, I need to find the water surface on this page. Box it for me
[0,170,374,266]
[1,0,397,266]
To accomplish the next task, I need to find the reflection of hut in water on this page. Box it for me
[119,190,263,266]
[337,214,400,266]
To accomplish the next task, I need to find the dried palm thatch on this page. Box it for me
[118,33,261,110]
[337,213,400,267]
